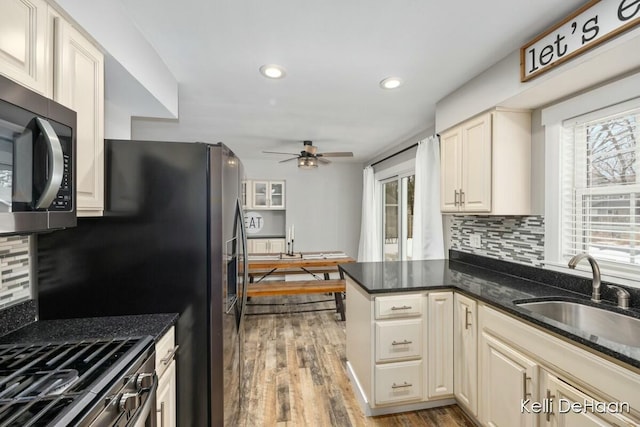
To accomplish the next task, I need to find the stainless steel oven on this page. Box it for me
[0,336,157,426]
[0,74,76,235]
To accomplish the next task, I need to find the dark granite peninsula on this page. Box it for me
[341,252,640,423]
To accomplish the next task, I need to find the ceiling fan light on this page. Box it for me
[380,77,403,89]
[297,157,318,169]
[260,64,286,79]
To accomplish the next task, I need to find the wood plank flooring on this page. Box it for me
[240,294,476,426]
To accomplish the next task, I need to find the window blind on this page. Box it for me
[561,100,640,276]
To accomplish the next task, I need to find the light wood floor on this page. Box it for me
[240,294,476,426]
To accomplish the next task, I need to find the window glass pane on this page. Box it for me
[586,115,637,187]
[404,175,415,260]
[383,180,399,261]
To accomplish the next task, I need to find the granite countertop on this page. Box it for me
[340,259,640,369]
[0,313,179,345]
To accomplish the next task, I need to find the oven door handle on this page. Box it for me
[129,373,159,427]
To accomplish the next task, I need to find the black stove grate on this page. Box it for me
[0,338,143,427]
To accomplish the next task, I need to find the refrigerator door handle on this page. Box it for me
[236,198,249,314]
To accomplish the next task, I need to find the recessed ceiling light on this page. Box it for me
[380,77,403,90]
[260,64,286,79]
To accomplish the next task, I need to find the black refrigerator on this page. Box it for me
[36,140,248,426]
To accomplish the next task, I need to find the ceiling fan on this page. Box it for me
[263,141,353,169]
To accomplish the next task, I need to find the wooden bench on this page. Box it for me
[246,279,346,320]
[248,267,340,283]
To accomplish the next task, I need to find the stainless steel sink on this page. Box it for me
[516,300,640,347]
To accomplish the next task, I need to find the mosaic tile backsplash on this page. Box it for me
[0,236,32,310]
[450,216,545,266]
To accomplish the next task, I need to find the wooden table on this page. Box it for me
[245,252,355,320]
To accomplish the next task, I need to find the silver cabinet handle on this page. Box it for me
[390,305,412,311]
[454,190,459,206]
[34,118,64,209]
[391,340,413,346]
[465,307,472,329]
[391,381,413,389]
[460,189,465,205]
[546,389,555,422]
[522,372,531,400]
[160,345,180,365]
[157,402,165,427]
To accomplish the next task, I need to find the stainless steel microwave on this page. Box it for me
[0,74,76,234]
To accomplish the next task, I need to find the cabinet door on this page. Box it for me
[251,239,269,253]
[440,128,461,212]
[241,181,251,209]
[454,293,478,416]
[427,292,454,398]
[480,331,538,427]
[268,239,286,254]
[252,181,269,208]
[0,0,48,95]
[54,18,105,216]
[461,113,492,212]
[269,181,285,209]
[157,360,177,427]
[542,372,638,427]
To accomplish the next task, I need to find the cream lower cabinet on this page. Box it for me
[453,293,477,416]
[540,371,638,427]
[479,304,640,427]
[248,238,285,254]
[156,327,178,427]
[345,279,454,416]
[479,331,538,427]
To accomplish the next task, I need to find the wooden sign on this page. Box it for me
[521,0,640,82]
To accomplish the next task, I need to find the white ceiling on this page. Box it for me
[120,0,587,161]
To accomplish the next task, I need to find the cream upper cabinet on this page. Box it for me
[479,331,538,427]
[440,109,531,215]
[0,0,49,95]
[53,16,105,216]
[453,293,477,417]
[251,180,285,210]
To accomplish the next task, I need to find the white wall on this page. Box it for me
[243,159,362,258]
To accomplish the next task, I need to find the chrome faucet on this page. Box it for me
[568,253,601,303]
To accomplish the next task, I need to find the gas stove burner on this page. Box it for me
[0,337,155,426]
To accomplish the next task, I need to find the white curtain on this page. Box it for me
[412,136,445,259]
[357,166,382,262]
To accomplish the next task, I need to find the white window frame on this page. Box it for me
[375,159,415,261]
[542,72,640,288]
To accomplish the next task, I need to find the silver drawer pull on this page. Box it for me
[390,305,412,311]
[160,345,180,365]
[391,381,413,389]
[391,340,413,346]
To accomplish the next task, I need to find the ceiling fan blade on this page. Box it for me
[263,151,299,156]
[317,152,353,157]
[317,157,331,164]
[279,157,299,163]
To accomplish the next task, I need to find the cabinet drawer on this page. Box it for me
[155,326,176,379]
[375,319,422,363]
[375,294,422,319]
[375,360,423,405]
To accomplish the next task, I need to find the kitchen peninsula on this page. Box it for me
[340,251,640,425]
